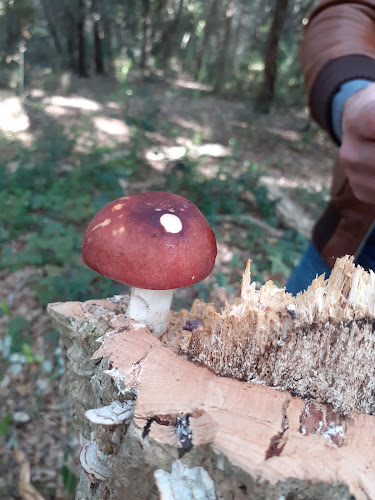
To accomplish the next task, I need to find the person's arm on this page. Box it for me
[300,0,375,143]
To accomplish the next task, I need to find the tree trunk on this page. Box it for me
[256,0,289,113]
[40,0,64,57]
[48,256,375,499]
[92,0,105,75]
[160,0,184,74]
[151,0,168,47]
[64,9,76,72]
[140,0,152,78]
[77,0,88,77]
[4,0,21,53]
[117,3,127,59]
[231,0,245,74]
[214,0,234,94]
[93,22,104,75]
[102,16,114,74]
[195,0,220,77]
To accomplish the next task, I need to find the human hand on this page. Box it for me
[339,82,375,203]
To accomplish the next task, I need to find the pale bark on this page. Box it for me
[140,0,152,78]
[214,0,234,94]
[48,256,375,499]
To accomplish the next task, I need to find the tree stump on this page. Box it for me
[47,256,375,499]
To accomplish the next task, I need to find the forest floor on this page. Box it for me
[0,74,336,499]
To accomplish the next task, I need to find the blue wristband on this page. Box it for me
[332,79,374,143]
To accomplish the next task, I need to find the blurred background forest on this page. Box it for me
[0,0,337,498]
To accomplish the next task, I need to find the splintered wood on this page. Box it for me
[47,256,375,500]
[170,256,375,415]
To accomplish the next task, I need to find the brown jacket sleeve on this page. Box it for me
[300,0,375,141]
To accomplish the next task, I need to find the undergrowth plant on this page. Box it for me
[0,129,142,304]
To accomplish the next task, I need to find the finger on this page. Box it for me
[339,139,375,203]
[343,89,375,140]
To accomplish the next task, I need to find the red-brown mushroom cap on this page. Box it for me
[81,192,217,290]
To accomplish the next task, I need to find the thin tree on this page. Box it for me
[231,0,246,75]
[214,0,235,94]
[160,0,184,74]
[77,0,88,77]
[101,2,114,74]
[195,0,220,77]
[256,0,289,112]
[152,0,168,46]
[141,0,152,78]
[40,0,64,58]
[92,0,105,75]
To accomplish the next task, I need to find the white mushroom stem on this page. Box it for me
[126,287,174,338]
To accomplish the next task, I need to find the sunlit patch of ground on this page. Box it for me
[93,116,130,142]
[145,142,230,172]
[169,77,213,92]
[46,95,102,112]
[0,90,32,145]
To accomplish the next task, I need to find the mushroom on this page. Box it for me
[79,436,109,482]
[81,191,217,337]
[85,400,135,426]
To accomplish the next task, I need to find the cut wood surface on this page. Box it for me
[175,256,375,415]
[47,256,375,500]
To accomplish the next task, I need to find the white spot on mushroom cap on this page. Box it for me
[91,218,111,232]
[112,203,123,212]
[160,213,182,233]
[112,227,125,236]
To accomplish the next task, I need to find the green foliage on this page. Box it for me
[163,155,277,225]
[7,315,30,355]
[0,301,11,317]
[118,57,133,83]
[0,127,144,304]
[0,415,12,438]
[60,464,77,494]
[34,264,118,305]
